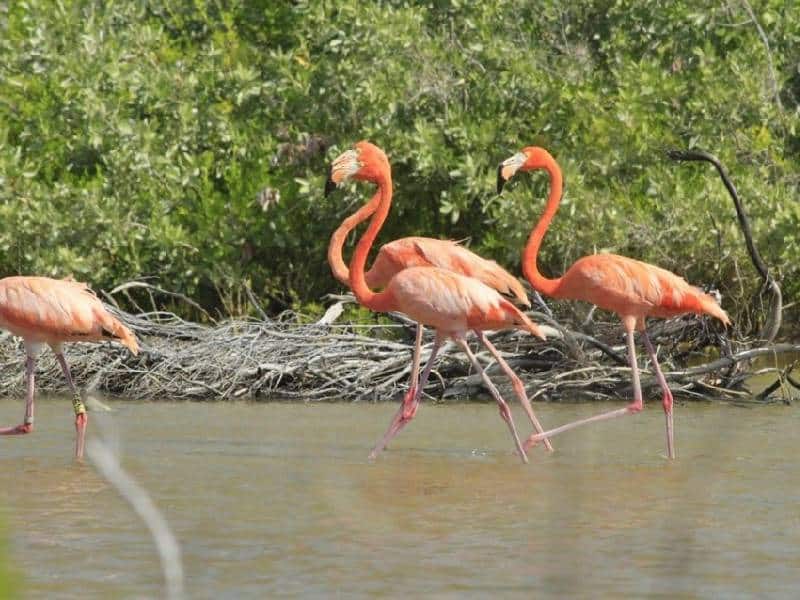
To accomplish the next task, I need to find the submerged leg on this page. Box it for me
[0,356,36,435]
[642,331,675,459]
[477,331,554,452]
[56,352,87,459]
[368,331,443,459]
[455,336,528,464]
[523,318,643,450]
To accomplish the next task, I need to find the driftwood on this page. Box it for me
[0,291,795,405]
[668,148,782,342]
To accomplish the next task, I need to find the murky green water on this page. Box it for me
[1,397,799,598]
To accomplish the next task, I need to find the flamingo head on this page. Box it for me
[325,141,390,196]
[496,146,555,193]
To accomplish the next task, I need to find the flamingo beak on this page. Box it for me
[496,152,528,194]
[324,166,337,197]
[325,149,360,197]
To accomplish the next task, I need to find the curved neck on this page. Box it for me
[327,189,381,286]
[349,171,395,311]
[522,156,564,297]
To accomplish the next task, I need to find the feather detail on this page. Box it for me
[366,237,529,306]
[0,276,139,353]
[386,267,543,339]
[560,254,729,325]
[94,307,140,355]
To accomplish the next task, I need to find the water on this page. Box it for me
[1,397,799,598]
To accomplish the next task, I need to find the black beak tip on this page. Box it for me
[496,164,506,194]
[324,171,337,197]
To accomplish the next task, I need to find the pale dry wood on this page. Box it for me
[0,290,787,405]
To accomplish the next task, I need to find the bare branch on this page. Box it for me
[740,0,783,111]
[667,148,782,342]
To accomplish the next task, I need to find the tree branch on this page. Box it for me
[667,148,782,341]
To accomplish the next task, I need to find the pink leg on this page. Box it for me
[368,330,442,459]
[56,353,87,459]
[405,324,424,411]
[642,331,675,459]
[0,356,36,436]
[476,331,554,452]
[455,336,528,464]
[523,320,643,450]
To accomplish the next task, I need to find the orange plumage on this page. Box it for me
[326,194,529,307]
[382,266,541,338]
[0,276,139,458]
[498,145,729,459]
[0,276,139,353]
[366,237,530,307]
[327,141,551,463]
[554,254,730,327]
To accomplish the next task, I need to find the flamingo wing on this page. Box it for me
[370,237,529,306]
[387,267,543,338]
[0,277,139,352]
[561,254,729,324]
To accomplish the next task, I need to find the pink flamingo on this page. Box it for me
[326,161,553,457]
[498,146,730,458]
[0,276,139,458]
[327,141,550,463]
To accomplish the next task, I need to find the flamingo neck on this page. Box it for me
[522,156,564,298]
[327,189,381,286]
[349,171,395,312]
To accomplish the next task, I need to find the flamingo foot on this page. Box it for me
[497,404,529,464]
[368,388,419,460]
[626,398,644,414]
[522,435,540,452]
[0,422,33,435]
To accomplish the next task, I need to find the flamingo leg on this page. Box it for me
[523,323,643,450]
[476,331,554,452]
[55,353,87,459]
[405,324,424,409]
[642,331,675,459]
[455,336,528,464]
[369,331,442,459]
[0,356,36,436]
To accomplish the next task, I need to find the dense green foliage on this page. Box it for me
[1,1,797,323]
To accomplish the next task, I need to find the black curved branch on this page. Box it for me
[667,148,782,342]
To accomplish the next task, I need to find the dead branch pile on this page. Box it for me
[0,296,796,404]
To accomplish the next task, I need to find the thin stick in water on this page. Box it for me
[87,439,185,600]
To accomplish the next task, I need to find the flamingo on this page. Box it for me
[0,276,139,458]
[325,163,554,457]
[327,141,550,463]
[497,146,730,459]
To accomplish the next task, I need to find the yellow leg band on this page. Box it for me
[72,394,86,416]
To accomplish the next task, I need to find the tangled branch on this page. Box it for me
[0,295,793,405]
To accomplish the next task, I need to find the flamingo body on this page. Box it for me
[366,237,529,306]
[327,140,552,462]
[0,277,139,351]
[0,276,139,458]
[554,254,730,326]
[325,145,540,460]
[327,191,529,305]
[498,145,729,458]
[383,266,541,337]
